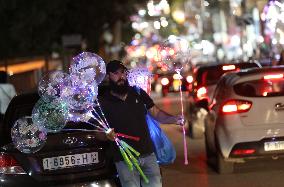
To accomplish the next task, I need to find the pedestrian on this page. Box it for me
[0,71,16,123]
[278,50,284,65]
[96,60,184,187]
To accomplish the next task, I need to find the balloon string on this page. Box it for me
[177,69,189,165]
[61,128,104,132]
[91,107,109,129]
[84,121,107,131]
[94,100,110,128]
[83,113,108,130]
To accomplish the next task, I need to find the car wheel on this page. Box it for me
[204,114,216,166]
[205,135,215,165]
[216,152,234,174]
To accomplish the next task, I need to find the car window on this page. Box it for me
[234,79,284,97]
[196,63,258,86]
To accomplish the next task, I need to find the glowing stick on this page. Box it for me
[176,69,188,165]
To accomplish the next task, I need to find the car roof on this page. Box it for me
[193,62,261,86]
[194,62,261,72]
[220,66,284,86]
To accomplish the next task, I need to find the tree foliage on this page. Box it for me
[0,0,143,59]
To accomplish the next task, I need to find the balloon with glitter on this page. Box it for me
[61,83,98,111]
[127,68,152,94]
[69,52,106,85]
[38,70,70,103]
[11,116,47,154]
[67,109,93,122]
[158,36,190,71]
[32,98,69,133]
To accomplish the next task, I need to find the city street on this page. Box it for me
[154,93,284,187]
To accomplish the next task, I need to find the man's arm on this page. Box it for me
[148,105,184,125]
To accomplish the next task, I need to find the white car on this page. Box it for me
[204,66,284,174]
[189,62,261,139]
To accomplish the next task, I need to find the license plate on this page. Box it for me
[42,152,99,170]
[264,141,284,151]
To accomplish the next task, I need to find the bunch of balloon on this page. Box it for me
[11,70,70,154]
[65,52,151,183]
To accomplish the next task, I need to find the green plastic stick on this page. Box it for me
[122,145,139,163]
[120,144,149,184]
[119,147,133,171]
[120,140,140,157]
[133,161,149,184]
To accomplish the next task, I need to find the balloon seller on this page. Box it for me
[91,60,184,187]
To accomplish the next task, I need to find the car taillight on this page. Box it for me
[221,99,252,114]
[222,65,236,71]
[0,153,26,174]
[232,149,255,155]
[197,87,207,100]
[186,75,193,83]
[263,74,284,80]
[161,78,169,85]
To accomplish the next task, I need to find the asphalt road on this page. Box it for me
[153,92,284,187]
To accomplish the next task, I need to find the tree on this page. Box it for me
[0,0,144,60]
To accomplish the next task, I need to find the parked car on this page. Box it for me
[204,66,284,173]
[153,70,193,97]
[188,62,261,139]
[0,92,120,186]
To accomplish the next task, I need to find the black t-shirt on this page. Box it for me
[96,86,155,162]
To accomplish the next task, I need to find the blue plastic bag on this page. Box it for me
[133,86,176,164]
[145,113,176,165]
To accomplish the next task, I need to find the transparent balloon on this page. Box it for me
[38,70,70,103]
[158,36,190,71]
[32,98,69,133]
[127,68,152,94]
[67,109,93,122]
[61,83,98,111]
[69,52,106,84]
[11,116,47,154]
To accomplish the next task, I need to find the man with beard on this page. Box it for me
[97,60,184,187]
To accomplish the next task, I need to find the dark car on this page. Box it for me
[0,92,120,187]
[153,70,193,97]
[187,62,261,139]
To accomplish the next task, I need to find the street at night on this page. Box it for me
[155,93,284,187]
[1,0,284,186]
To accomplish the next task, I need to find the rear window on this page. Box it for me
[196,63,258,86]
[234,78,284,97]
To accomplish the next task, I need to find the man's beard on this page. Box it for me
[109,79,129,95]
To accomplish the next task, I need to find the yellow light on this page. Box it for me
[186,75,193,83]
[173,73,182,80]
[169,49,175,56]
[172,10,185,24]
[0,60,45,74]
[161,77,169,85]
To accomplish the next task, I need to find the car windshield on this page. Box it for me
[234,78,284,97]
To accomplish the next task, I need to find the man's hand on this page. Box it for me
[105,128,116,141]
